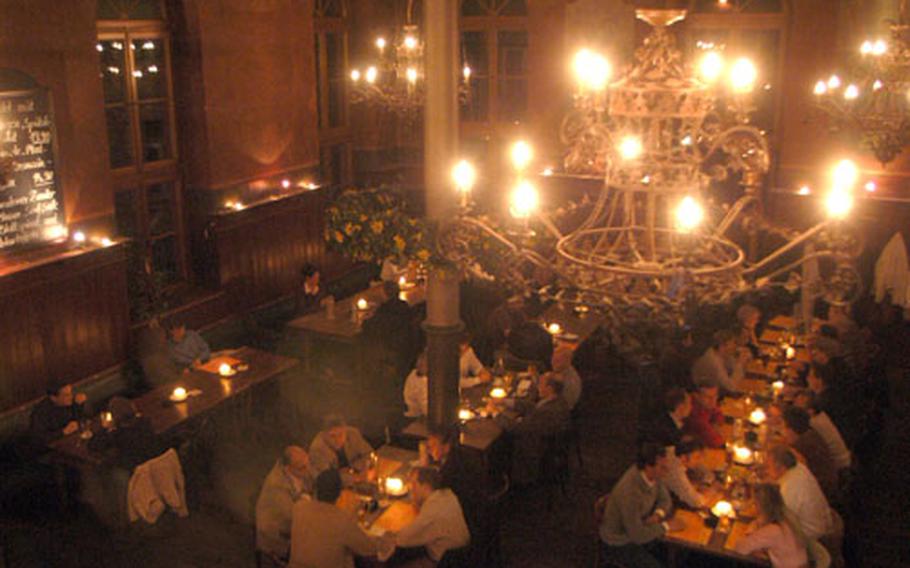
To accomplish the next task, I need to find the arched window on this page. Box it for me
[460,0,530,126]
[314,0,351,186]
[98,0,184,289]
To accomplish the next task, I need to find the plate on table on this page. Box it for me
[557,332,580,342]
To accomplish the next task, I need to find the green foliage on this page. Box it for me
[324,187,433,264]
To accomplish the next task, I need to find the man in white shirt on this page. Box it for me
[663,442,711,509]
[403,344,491,418]
[551,344,582,410]
[392,467,470,566]
[691,329,748,393]
[766,445,833,540]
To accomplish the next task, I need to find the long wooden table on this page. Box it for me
[285,283,426,374]
[49,347,299,466]
[336,445,419,534]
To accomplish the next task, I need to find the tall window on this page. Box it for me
[684,0,787,142]
[98,0,184,286]
[314,0,351,186]
[460,0,529,126]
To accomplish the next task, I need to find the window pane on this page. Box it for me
[132,38,168,100]
[461,0,486,16]
[146,183,175,237]
[98,0,163,19]
[499,0,528,16]
[139,103,172,162]
[497,79,527,121]
[114,189,137,237]
[150,236,179,284]
[326,33,343,80]
[314,0,343,18]
[105,106,134,168]
[497,31,528,76]
[462,31,488,75]
[461,78,489,121]
[98,40,128,103]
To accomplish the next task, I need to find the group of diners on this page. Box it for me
[599,298,884,568]
[255,414,471,568]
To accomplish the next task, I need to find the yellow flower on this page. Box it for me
[344,223,355,236]
[417,249,430,261]
[334,231,344,243]
[371,220,384,234]
[394,235,406,251]
[360,215,367,222]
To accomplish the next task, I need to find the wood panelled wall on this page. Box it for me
[0,246,129,411]
[204,188,340,312]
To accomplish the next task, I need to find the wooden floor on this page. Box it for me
[2,357,908,567]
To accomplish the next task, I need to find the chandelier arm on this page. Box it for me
[534,211,564,240]
[702,125,770,171]
[743,221,831,277]
[586,188,622,262]
[754,251,849,285]
[713,195,756,238]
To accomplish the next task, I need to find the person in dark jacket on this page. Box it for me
[506,320,554,371]
[294,263,328,315]
[639,387,692,449]
[88,396,164,471]
[426,424,483,535]
[29,383,88,445]
[362,280,418,381]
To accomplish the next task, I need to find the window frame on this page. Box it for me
[314,0,352,186]
[98,16,186,286]
[460,9,529,136]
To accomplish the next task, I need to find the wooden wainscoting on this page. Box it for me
[0,243,130,412]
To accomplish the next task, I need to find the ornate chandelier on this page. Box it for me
[438,9,862,329]
[813,2,910,165]
[348,0,470,116]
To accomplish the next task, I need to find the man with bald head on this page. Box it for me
[256,445,315,563]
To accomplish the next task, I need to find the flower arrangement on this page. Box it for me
[325,186,432,264]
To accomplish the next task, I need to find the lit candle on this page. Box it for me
[547,322,562,335]
[356,298,369,311]
[218,363,232,376]
[100,411,114,428]
[733,445,753,464]
[785,346,796,360]
[399,276,407,286]
[489,387,507,400]
[458,408,474,421]
[385,477,404,495]
[711,500,735,518]
[172,387,187,402]
[772,380,784,395]
[749,408,767,425]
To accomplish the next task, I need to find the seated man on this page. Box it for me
[166,320,211,369]
[691,329,748,393]
[497,373,570,485]
[391,467,470,567]
[458,335,491,388]
[599,443,685,568]
[362,280,418,379]
[639,387,691,449]
[663,441,711,510]
[88,397,164,471]
[404,345,492,418]
[736,303,762,357]
[289,469,381,568]
[684,384,724,448]
[426,425,482,534]
[506,320,554,371]
[308,414,374,486]
[551,344,582,410]
[137,316,181,388]
[256,446,316,562]
[29,383,88,444]
[794,390,851,471]
[781,405,839,502]
[765,445,833,541]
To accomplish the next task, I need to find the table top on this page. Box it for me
[49,347,298,465]
[538,303,604,347]
[287,283,426,339]
[336,445,419,534]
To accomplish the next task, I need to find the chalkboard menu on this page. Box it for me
[0,69,63,251]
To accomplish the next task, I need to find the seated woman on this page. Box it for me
[294,263,329,315]
[734,483,809,568]
[29,383,88,445]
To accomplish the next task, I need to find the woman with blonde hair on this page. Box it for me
[735,483,810,567]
